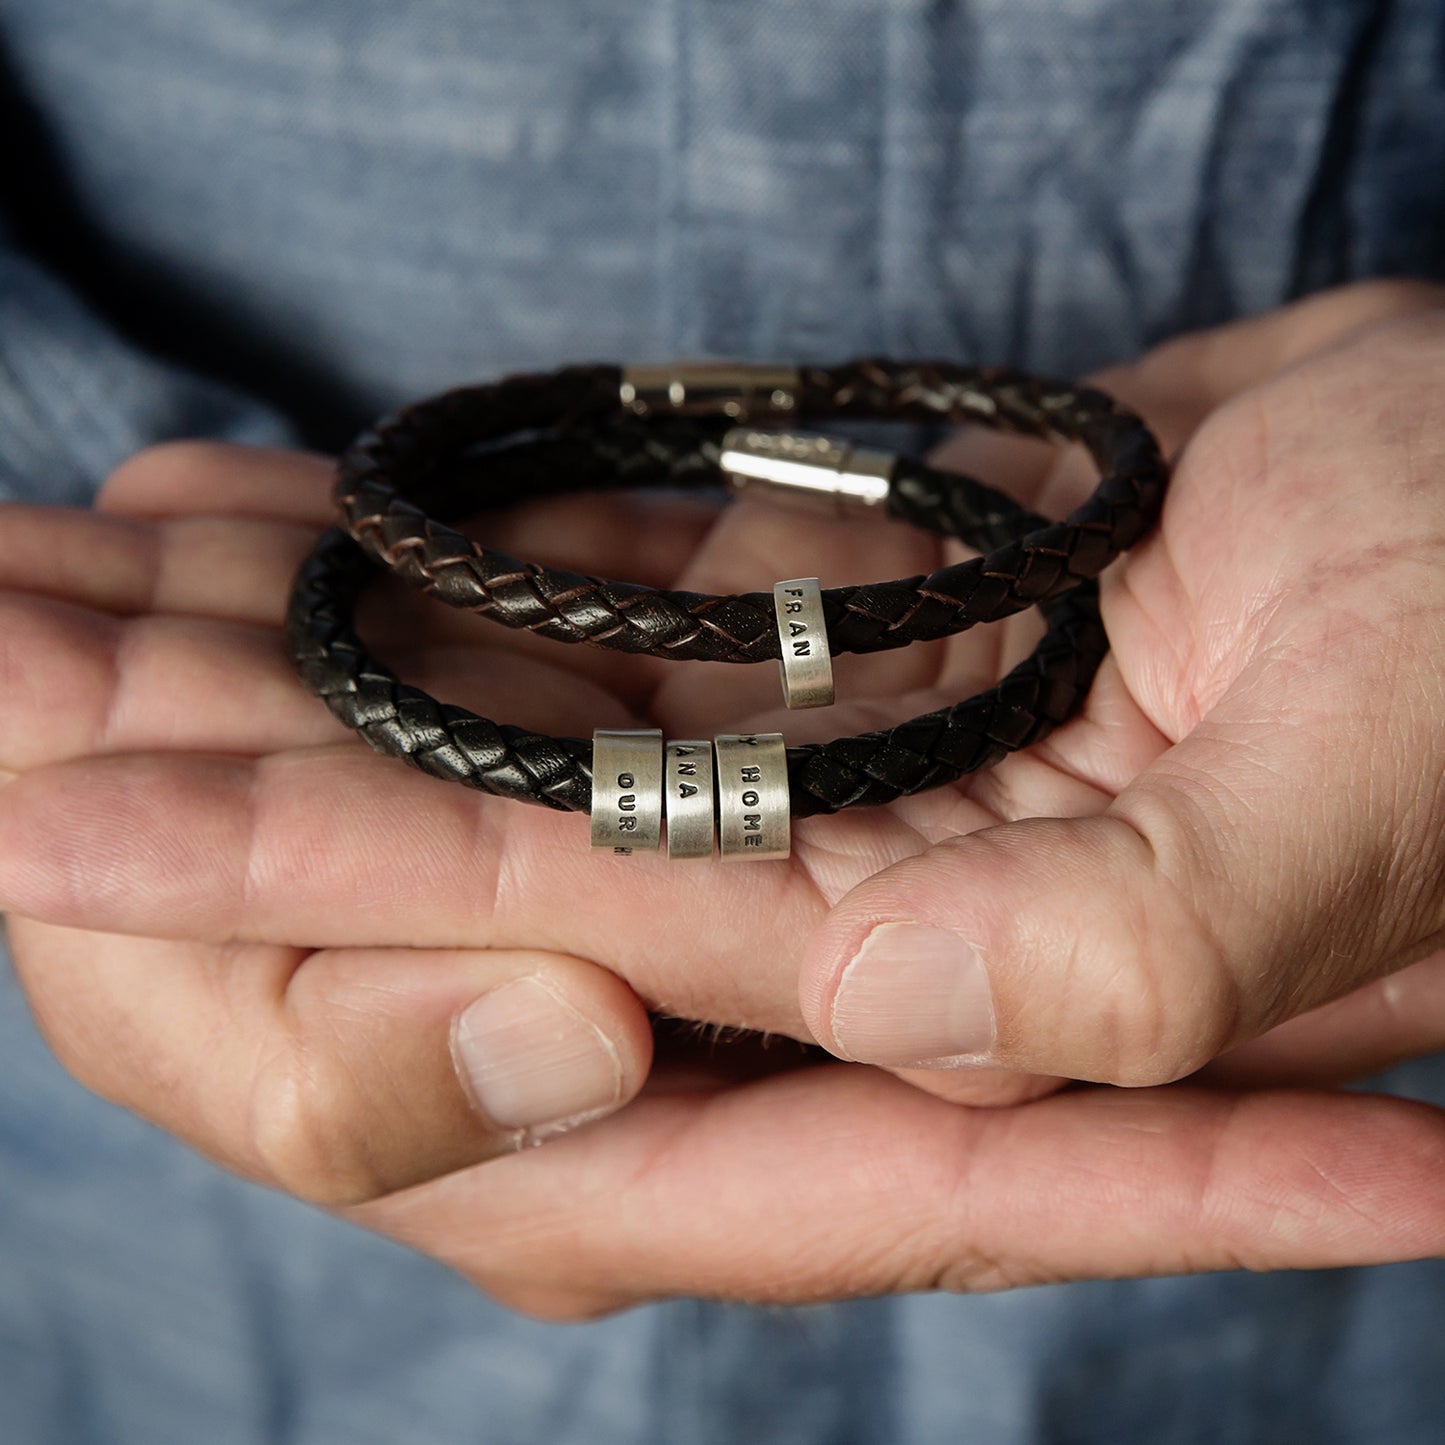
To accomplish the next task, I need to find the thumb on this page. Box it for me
[800,811,1229,1085]
[799,670,1445,1086]
[8,917,655,1205]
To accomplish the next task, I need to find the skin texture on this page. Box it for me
[1,281,1444,1317]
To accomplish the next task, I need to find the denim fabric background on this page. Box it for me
[0,2,1443,1442]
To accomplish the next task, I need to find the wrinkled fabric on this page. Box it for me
[2,0,1444,474]
[0,2,1443,1442]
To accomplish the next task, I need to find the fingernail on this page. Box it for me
[452,978,623,1136]
[830,922,995,1066]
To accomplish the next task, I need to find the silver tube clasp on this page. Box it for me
[720,428,894,517]
[619,363,800,418]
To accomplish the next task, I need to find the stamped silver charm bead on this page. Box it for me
[590,729,664,855]
[773,577,834,709]
[664,739,717,859]
[714,733,791,861]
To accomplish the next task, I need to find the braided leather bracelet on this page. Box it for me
[288,418,1108,860]
[333,360,1165,718]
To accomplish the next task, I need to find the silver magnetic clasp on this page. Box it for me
[619,363,801,419]
[720,428,895,518]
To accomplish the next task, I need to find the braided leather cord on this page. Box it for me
[335,360,1164,664]
[404,414,734,521]
[292,425,1108,818]
[289,526,595,813]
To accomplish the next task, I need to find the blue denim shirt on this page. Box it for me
[1,3,1443,1441]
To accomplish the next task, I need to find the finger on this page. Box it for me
[1201,947,1445,1089]
[0,597,342,763]
[7,916,653,1205]
[0,502,316,624]
[961,650,1170,830]
[0,501,558,664]
[96,443,340,523]
[0,595,639,769]
[929,276,1445,522]
[97,440,722,590]
[0,493,668,704]
[59,442,708,702]
[0,748,825,1036]
[0,502,445,654]
[355,1068,1445,1318]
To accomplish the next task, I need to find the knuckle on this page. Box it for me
[245,1042,392,1207]
[1087,944,1226,1088]
[1095,992,1230,1087]
[935,1252,1034,1295]
[1044,815,1239,1088]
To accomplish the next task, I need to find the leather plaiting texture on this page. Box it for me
[293,423,1108,818]
[334,361,1165,664]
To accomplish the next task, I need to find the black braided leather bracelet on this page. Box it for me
[289,418,1108,860]
[333,360,1165,716]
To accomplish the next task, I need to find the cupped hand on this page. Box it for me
[800,282,1445,1095]
[1,280,1443,1317]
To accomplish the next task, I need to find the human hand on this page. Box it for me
[2,281,1443,1316]
[797,283,1445,1099]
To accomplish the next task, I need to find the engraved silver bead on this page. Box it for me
[664,739,716,860]
[772,577,834,709]
[590,729,664,855]
[714,732,790,861]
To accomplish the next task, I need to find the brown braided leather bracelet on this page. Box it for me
[333,361,1167,683]
[288,415,1113,860]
